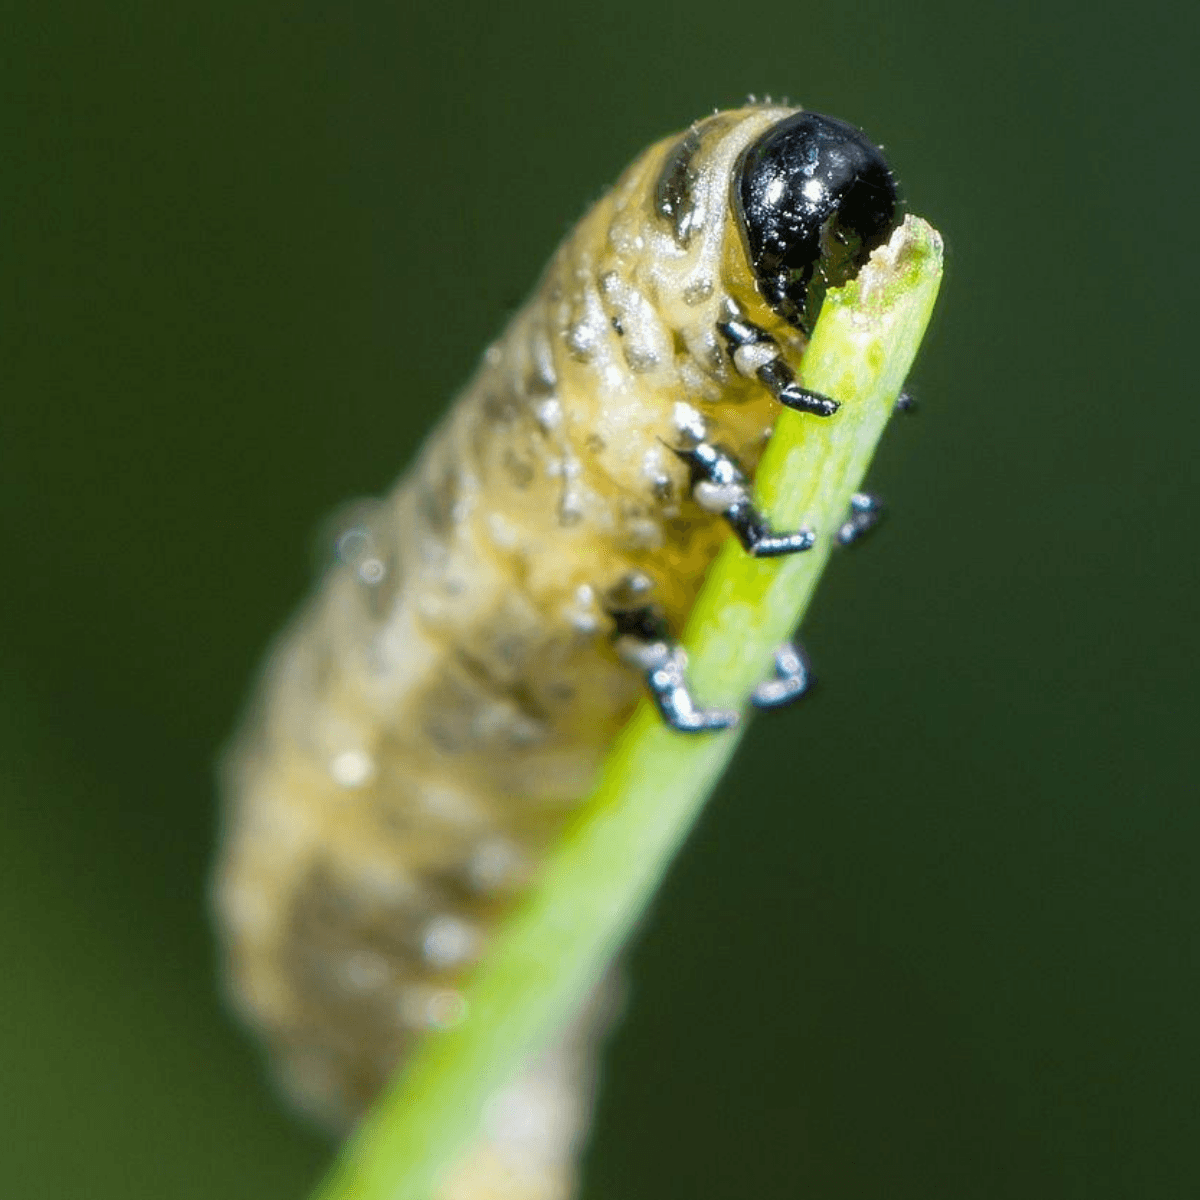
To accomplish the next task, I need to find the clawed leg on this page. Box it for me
[671,438,815,558]
[725,502,815,557]
[609,598,737,733]
[836,492,884,547]
[752,642,813,709]
[759,361,840,418]
[718,311,840,418]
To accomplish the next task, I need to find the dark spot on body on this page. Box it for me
[286,864,420,982]
[655,129,701,246]
[623,346,659,373]
[481,390,520,427]
[557,495,583,526]
[503,449,534,488]
[526,368,557,398]
[417,455,460,538]
[453,647,550,730]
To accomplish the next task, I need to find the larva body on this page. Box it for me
[214,103,900,1193]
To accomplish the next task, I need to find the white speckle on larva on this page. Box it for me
[356,557,386,585]
[484,344,503,367]
[537,398,564,436]
[535,398,562,432]
[565,584,601,635]
[567,606,599,635]
[640,444,672,494]
[329,749,375,789]
[487,512,519,550]
[566,318,599,360]
[466,837,528,894]
[672,401,706,442]
[422,915,480,969]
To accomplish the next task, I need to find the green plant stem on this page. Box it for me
[312,214,943,1200]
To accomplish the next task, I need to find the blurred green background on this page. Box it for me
[4,1,1197,1196]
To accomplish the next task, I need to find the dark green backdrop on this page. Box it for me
[4,2,1196,1197]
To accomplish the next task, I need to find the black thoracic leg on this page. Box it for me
[608,596,737,732]
[718,310,839,418]
[756,358,840,417]
[671,439,815,558]
[837,492,884,546]
[752,642,813,709]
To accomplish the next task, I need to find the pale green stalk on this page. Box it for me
[313,215,944,1200]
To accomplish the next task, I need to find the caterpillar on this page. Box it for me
[214,103,901,1198]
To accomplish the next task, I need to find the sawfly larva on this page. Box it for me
[214,104,901,1198]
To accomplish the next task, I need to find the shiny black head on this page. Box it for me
[734,111,900,334]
